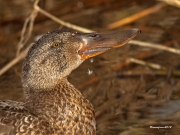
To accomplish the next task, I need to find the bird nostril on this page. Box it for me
[90,34,99,38]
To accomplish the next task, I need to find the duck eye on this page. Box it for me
[52,42,61,48]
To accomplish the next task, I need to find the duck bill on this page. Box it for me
[78,29,140,59]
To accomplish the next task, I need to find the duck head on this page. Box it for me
[22,29,140,89]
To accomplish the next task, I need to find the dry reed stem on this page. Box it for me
[0,0,39,76]
[34,1,180,55]
[16,10,38,56]
[107,2,166,29]
[127,58,180,77]
[128,58,164,70]
[116,70,174,77]
[112,49,160,71]
[130,40,180,55]
[34,0,93,33]
[158,0,180,8]
[0,46,30,76]
[0,0,180,78]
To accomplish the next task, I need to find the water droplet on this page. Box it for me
[87,69,93,75]
[89,58,94,63]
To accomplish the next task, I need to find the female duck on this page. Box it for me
[0,29,139,135]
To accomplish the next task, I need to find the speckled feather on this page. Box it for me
[0,28,139,135]
[0,29,95,135]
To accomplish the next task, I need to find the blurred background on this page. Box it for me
[0,0,180,134]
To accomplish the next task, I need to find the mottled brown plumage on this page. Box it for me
[0,28,139,135]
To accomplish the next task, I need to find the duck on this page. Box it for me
[0,28,139,135]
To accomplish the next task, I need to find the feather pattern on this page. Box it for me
[0,29,139,135]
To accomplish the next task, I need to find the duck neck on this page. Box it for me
[23,78,95,129]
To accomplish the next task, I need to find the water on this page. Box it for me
[87,69,93,75]
[89,58,94,63]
